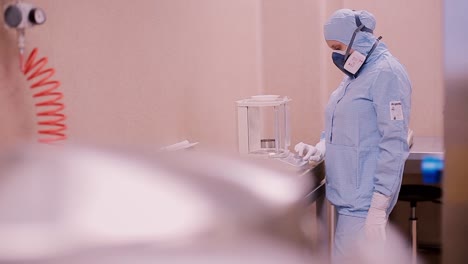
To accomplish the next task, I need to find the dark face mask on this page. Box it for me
[331,14,382,78]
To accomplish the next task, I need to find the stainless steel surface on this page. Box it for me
[443,0,468,263]
[299,162,333,259]
[301,161,325,201]
[300,162,330,260]
[304,179,325,203]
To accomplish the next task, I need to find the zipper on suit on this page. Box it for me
[330,81,352,143]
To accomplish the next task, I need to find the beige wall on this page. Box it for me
[0,0,443,152]
[182,0,263,151]
[261,0,322,146]
[261,0,345,146]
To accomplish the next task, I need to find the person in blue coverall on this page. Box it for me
[295,9,411,260]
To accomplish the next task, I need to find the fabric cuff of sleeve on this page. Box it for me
[370,192,391,211]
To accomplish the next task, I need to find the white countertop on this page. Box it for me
[408,136,444,160]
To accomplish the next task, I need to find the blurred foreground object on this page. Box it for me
[0,144,320,263]
[443,0,468,262]
[0,144,417,263]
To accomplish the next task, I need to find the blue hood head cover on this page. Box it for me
[324,9,387,62]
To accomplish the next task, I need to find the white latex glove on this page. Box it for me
[365,192,391,241]
[294,140,326,162]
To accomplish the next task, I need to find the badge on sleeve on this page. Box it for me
[390,101,404,120]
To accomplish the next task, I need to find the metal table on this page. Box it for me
[405,136,444,174]
[300,162,330,256]
[408,136,444,160]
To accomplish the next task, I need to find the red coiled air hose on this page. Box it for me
[20,48,67,143]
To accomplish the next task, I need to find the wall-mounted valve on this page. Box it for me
[3,2,47,59]
[2,2,66,143]
[4,2,46,29]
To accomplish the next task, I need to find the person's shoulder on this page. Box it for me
[372,55,411,91]
[375,53,409,77]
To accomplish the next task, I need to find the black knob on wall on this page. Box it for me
[28,8,46,25]
[4,5,22,28]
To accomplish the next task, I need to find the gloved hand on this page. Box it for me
[365,192,391,241]
[294,139,326,162]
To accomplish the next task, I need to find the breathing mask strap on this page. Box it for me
[344,14,377,60]
[362,36,383,65]
[344,25,363,60]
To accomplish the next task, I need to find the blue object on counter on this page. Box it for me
[421,155,444,184]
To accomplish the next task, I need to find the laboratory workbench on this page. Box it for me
[405,136,444,174]
[408,136,444,160]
